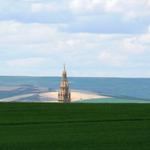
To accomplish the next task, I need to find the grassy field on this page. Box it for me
[0,103,150,150]
[77,98,150,103]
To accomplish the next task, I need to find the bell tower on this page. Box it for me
[58,65,71,103]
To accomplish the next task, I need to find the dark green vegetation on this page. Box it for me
[0,103,150,150]
[77,98,150,103]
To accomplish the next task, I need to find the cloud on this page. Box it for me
[98,51,124,67]
[69,0,150,21]
[139,34,150,44]
[31,2,59,13]
[0,19,150,76]
[120,38,145,54]
[0,0,149,34]
[0,21,58,44]
[6,57,46,68]
[69,0,105,14]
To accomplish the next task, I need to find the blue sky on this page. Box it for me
[0,0,150,77]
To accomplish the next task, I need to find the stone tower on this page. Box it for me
[58,65,71,103]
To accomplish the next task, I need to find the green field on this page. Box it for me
[0,103,150,150]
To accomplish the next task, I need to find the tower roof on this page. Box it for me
[62,64,67,79]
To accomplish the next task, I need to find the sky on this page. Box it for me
[0,0,150,77]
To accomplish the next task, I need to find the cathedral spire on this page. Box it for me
[58,65,71,103]
[62,64,67,79]
[64,64,66,71]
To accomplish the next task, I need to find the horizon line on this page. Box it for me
[0,75,150,79]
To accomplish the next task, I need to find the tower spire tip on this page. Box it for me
[64,64,66,71]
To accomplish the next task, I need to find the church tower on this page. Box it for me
[58,65,71,103]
